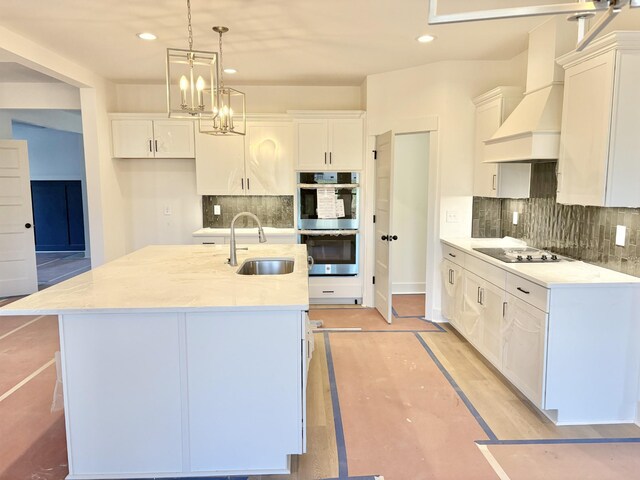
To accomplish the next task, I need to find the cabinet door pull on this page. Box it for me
[247,178,250,190]
[448,252,456,258]
[480,288,484,306]
[502,301,507,317]
[329,152,332,164]
[148,140,153,152]
[448,269,453,284]
[324,152,327,165]
[516,287,530,295]
[477,286,481,304]
[492,174,497,191]
[241,178,244,190]
[154,139,158,152]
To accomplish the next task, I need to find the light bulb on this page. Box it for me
[196,76,205,91]
[179,75,189,91]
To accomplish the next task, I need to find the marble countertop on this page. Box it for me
[193,227,296,237]
[0,244,310,315]
[442,237,640,288]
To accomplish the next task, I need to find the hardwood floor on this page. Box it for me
[1,294,639,480]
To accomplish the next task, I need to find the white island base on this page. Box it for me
[60,309,308,479]
[0,245,312,479]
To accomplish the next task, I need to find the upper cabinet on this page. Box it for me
[556,33,640,207]
[473,87,531,198]
[293,112,364,171]
[195,118,294,196]
[111,117,195,159]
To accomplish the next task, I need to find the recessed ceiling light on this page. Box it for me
[417,34,436,43]
[137,32,157,41]
[224,68,237,74]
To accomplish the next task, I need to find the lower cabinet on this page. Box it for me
[502,294,547,408]
[441,258,463,329]
[478,280,506,369]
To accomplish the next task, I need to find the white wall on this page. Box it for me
[118,158,202,252]
[392,132,429,294]
[115,84,363,113]
[364,53,528,318]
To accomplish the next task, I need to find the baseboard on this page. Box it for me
[391,282,426,295]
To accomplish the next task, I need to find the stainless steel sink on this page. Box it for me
[236,258,294,275]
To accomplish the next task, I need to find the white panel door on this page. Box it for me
[374,131,394,323]
[0,141,37,297]
[61,313,184,476]
[502,294,548,408]
[111,119,154,158]
[153,120,195,158]
[186,311,302,472]
[295,120,328,171]
[329,119,363,171]
[195,132,245,195]
[245,122,294,195]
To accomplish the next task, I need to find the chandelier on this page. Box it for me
[199,26,246,136]
[166,0,218,118]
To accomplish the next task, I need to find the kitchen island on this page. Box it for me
[0,244,311,479]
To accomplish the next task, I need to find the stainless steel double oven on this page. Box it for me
[297,172,359,276]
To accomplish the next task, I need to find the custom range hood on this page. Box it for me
[484,18,575,163]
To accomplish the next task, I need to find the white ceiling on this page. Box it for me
[0,0,638,86]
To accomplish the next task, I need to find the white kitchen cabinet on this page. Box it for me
[196,120,294,196]
[502,294,548,408]
[440,258,464,329]
[556,33,640,207]
[472,87,531,198]
[478,280,506,368]
[293,113,364,171]
[111,118,195,159]
[461,271,483,346]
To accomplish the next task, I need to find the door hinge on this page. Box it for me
[373,214,376,223]
[373,150,377,160]
[372,276,376,285]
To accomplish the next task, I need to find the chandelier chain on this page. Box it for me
[187,0,193,51]
[218,30,225,88]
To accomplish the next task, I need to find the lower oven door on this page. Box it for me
[299,231,358,276]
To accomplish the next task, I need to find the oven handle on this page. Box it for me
[307,256,314,271]
[298,229,359,236]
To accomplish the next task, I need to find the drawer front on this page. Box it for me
[309,284,363,299]
[506,273,549,312]
[465,254,507,290]
[442,244,465,267]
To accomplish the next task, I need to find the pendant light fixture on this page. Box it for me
[166,0,218,118]
[199,26,246,136]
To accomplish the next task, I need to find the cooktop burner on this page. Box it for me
[473,247,569,263]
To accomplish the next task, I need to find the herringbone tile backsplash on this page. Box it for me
[472,162,640,277]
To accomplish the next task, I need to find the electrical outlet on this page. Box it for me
[214,205,221,215]
[512,211,519,225]
[446,211,458,223]
[615,225,626,247]
[163,206,172,216]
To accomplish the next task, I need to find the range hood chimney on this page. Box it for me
[484,17,575,163]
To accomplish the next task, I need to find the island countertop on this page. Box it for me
[0,244,310,315]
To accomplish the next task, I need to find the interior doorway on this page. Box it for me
[390,132,429,319]
[8,114,91,290]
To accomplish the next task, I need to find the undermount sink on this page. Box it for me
[236,258,294,275]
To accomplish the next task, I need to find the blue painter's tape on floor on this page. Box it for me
[391,307,447,332]
[477,437,640,446]
[324,332,350,478]
[413,332,498,442]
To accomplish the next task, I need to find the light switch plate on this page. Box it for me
[163,206,171,216]
[615,225,626,247]
[512,211,519,225]
[214,205,221,215]
[446,211,458,223]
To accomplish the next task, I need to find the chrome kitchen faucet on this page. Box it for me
[228,212,267,266]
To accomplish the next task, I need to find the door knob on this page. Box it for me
[381,235,389,241]
[391,235,398,241]
[25,223,32,229]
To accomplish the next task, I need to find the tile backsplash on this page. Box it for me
[472,162,640,277]
[203,195,294,228]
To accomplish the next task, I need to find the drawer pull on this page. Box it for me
[322,290,335,294]
[517,287,530,295]
[448,253,456,258]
